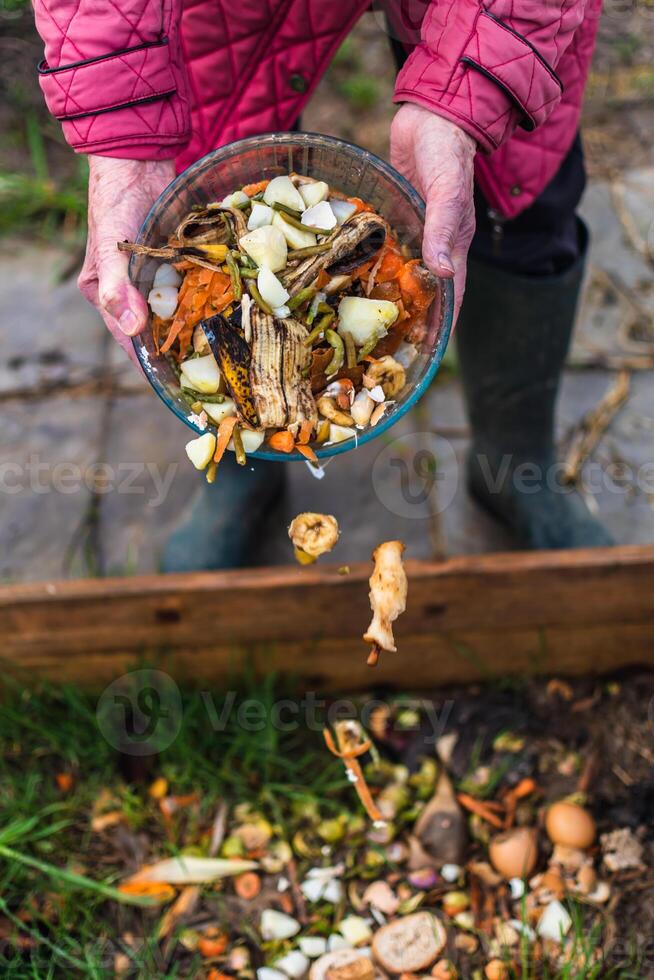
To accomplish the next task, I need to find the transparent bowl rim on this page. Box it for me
[130,131,454,462]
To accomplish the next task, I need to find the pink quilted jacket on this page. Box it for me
[34,0,601,219]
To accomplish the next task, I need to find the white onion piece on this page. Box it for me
[368,385,386,404]
[329,199,357,225]
[153,263,182,288]
[273,305,291,319]
[351,390,375,427]
[247,201,274,231]
[221,190,249,208]
[264,175,306,212]
[147,285,178,320]
[257,267,290,309]
[301,201,337,230]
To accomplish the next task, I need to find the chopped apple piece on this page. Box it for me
[337,296,398,347]
[228,429,265,453]
[185,432,216,470]
[239,225,288,272]
[328,423,356,445]
[263,175,306,212]
[201,398,236,424]
[180,354,222,394]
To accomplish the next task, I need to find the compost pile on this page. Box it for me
[59,674,650,979]
[119,173,437,473]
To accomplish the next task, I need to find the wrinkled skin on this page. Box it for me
[390,104,476,322]
[81,106,475,363]
[79,156,175,362]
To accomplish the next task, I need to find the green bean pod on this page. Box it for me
[274,206,332,236]
[232,426,247,466]
[357,331,380,362]
[303,310,334,347]
[248,281,274,315]
[221,213,234,244]
[287,285,317,311]
[181,388,226,404]
[287,243,332,260]
[325,329,345,377]
[342,330,357,370]
[225,250,243,301]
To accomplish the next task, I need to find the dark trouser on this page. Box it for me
[471,133,587,277]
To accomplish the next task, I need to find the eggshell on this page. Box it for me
[488,828,538,880]
[545,801,596,849]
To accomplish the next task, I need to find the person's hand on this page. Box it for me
[391,104,476,322]
[79,156,176,362]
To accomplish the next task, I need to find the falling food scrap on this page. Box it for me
[288,512,339,564]
[323,720,382,822]
[363,540,407,666]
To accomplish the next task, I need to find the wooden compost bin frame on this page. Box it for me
[2,545,654,690]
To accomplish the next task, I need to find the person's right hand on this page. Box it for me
[79,156,176,362]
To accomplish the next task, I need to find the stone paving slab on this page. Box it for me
[576,167,654,364]
[0,395,105,582]
[0,242,105,396]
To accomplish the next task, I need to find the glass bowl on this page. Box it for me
[129,132,454,461]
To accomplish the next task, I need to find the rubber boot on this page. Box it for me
[455,231,613,550]
[161,454,285,571]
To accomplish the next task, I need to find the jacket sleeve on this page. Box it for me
[33,0,191,159]
[393,0,595,152]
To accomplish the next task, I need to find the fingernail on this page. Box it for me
[438,252,455,276]
[119,309,139,335]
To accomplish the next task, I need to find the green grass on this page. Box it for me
[336,75,380,111]
[0,112,88,238]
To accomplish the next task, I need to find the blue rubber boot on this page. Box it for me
[456,238,614,550]
[161,454,285,572]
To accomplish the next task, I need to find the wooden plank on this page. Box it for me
[2,545,654,688]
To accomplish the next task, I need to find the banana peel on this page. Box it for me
[202,313,259,429]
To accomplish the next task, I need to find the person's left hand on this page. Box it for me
[390,103,477,323]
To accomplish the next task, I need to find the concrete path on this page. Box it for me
[1,168,653,582]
